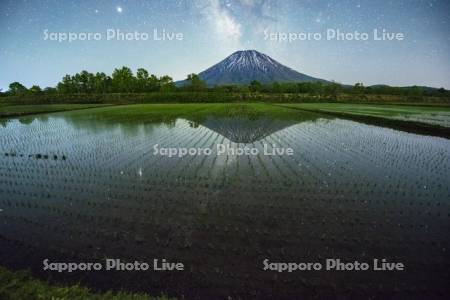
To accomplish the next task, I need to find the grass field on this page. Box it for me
[24,103,318,126]
[279,103,450,128]
[0,267,171,300]
[0,104,112,118]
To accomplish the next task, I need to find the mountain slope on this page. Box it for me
[178,50,327,86]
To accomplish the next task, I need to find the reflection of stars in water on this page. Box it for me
[138,168,143,177]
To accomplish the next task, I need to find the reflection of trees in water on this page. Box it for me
[19,109,324,141]
[57,115,164,137]
[0,115,49,128]
[188,121,200,128]
[0,118,10,127]
[18,117,34,125]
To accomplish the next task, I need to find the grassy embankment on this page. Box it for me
[0,104,112,118]
[0,266,171,300]
[279,103,450,138]
[279,103,450,126]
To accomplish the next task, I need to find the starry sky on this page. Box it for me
[1,0,449,90]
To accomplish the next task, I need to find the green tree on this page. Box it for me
[135,68,160,92]
[148,74,160,92]
[407,85,423,101]
[112,66,135,92]
[308,82,325,97]
[353,82,365,95]
[325,82,342,101]
[249,80,262,92]
[296,82,311,93]
[136,68,150,92]
[72,70,95,93]
[93,72,111,93]
[271,82,281,93]
[186,73,206,92]
[159,75,175,92]
[57,75,76,94]
[29,85,42,93]
[8,82,28,95]
[43,87,57,94]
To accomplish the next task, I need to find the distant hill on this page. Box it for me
[177,50,328,86]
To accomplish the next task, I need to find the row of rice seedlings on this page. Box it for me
[1,160,448,212]
[2,115,446,199]
[276,119,445,199]
[2,170,448,227]
[1,193,447,269]
[0,114,448,232]
[1,114,449,296]
[4,152,67,160]
[1,159,448,208]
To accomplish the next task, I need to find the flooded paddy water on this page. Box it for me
[0,104,449,299]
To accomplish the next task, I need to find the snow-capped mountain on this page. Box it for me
[179,50,327,86]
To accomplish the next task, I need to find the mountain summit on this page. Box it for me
[180,50,326,86]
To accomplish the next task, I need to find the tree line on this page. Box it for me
[2,67,192,96]
[1,67,449,99]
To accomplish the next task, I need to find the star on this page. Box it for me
[116,6,123,13]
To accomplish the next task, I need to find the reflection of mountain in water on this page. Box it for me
[196,117,300,143]
[2,106,449,299]
[4,105,326,142]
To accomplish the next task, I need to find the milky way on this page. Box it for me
[0,0,449,89]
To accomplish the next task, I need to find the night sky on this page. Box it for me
[1,0,449,90]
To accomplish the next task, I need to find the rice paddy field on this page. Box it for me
[0,103,449,299]
[0,104,111,118]
[280,103,450,128]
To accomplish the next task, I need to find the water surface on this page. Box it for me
[0,107,449,299]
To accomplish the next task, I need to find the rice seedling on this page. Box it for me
[0,104,449,298]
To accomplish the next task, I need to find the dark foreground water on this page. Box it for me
[0,110,449,299]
